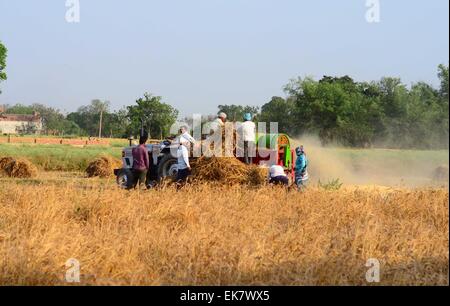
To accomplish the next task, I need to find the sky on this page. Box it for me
[0,0,448,117]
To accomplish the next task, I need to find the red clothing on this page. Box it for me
[132,144,150,170]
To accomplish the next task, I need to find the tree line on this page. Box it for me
[218,65,448,149]
[2,65,449,149]
[1,40,448,148]
[1,95,179,139]
[260,65,449,149]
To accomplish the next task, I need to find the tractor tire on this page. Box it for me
[116,168,134,189]
[157,154,178,181]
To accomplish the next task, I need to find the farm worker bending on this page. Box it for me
[269,164,289,186]
[295,146,309,189]
[240,113,256,164]
[176,139,191,183]
[131,133,150,189]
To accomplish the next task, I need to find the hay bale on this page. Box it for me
[246,166,268,186]
[191,156,267,186]
[0,157,14,171]
[86,156,122,178]
[432,165,449,182]
[0,157,38,178]
[9,159,38,178]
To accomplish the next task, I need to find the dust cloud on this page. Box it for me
[292,135,449,187]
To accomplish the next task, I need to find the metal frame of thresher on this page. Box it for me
[253,134,295,178]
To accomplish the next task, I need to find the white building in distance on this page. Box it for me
[0,106,43,134]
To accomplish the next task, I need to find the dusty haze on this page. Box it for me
[292,136,449,188]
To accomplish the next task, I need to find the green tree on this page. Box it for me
[30,103,77,135]
[438,64,449,100]
[217,104,260,122]
[104,108,129,138]
[259,96,297,135]
[127,93,179,139]
[0,41,7,93]
[67,100,112,137]
[377,77,408,119]
[4,103,34,114]
[285,76,384,146]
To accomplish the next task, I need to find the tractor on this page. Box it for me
[113,138,179,189]
[114,133,295,188]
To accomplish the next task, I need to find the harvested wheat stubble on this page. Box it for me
[0,156,38,178]
[0,183,447,286]
[86,156,122,178]
[190,156,267,186]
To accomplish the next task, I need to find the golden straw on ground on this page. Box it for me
[0,156,38,178]
[85,156,122,178]
[0,182,447,286]
[190,156,267,186]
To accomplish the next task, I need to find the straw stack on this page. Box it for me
[86,156,122,178]
[0,157,38,178]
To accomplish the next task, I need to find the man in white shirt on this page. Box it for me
[210,112,227,134]
[179,125,196,145]
[240,113,256,164]
[269,164,289,186]
[176,140,191,183]
[216,112,227,127]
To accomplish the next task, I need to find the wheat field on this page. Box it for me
[0,179,448,286]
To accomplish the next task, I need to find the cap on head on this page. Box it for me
[296,146,305,155]
[243,113,252,121]
[218,112,227,120]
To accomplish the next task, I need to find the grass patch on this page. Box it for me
[0,144,122,171]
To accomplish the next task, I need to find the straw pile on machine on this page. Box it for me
[86,156,122,178]
[0,156,38,178]
[190,156,268,186]
[188,128,268,186]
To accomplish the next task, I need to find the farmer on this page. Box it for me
[268,164,289,186]
[215,112,227,128]
[209,112,227,135]
[179,125,196,145]
[204,112,228,153]
[240,113,256,164]
[131,133,150,189]
[295,145,309,189]
[176,139,192,184]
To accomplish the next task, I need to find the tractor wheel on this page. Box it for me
[157,154,178,181]
[116,168,134,189]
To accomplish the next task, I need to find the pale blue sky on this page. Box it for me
[0,0,448,117]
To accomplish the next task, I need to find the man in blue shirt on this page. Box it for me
[295,146,309,189]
